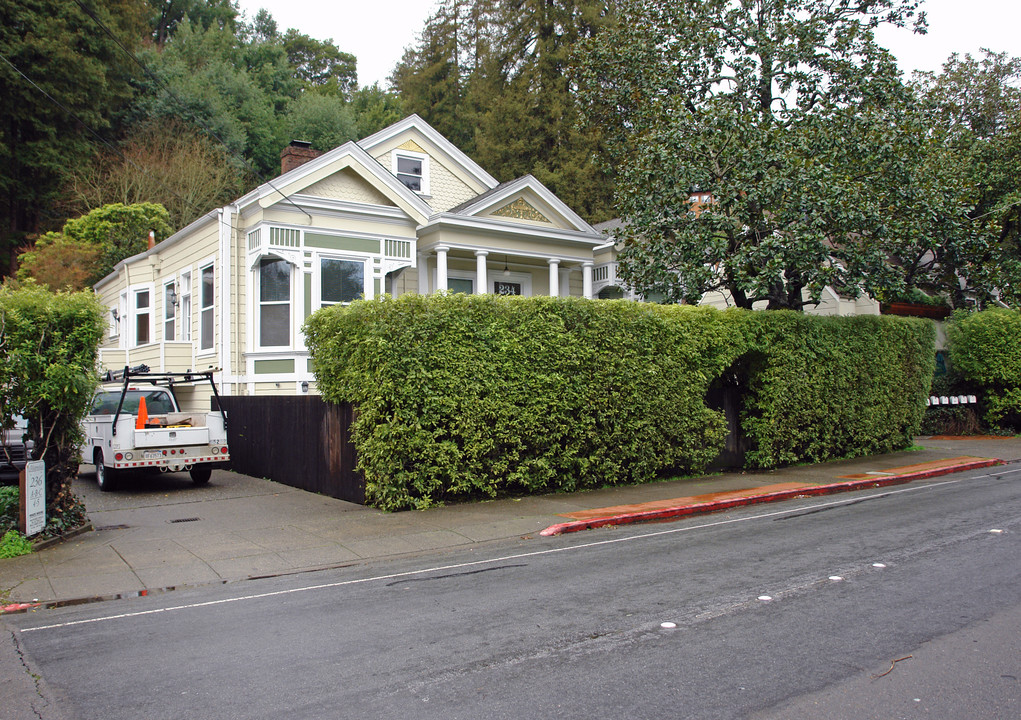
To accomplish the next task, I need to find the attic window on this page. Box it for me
[393,150,429,194]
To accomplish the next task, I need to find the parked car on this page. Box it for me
[1,414,32,485]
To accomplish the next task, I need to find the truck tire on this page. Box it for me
[95,450,119,491]
[190,464,212,485]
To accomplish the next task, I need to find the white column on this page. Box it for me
[417,252,429,295]
[435,245,449,294]
[582,262,594,299]
[475,250,489,294]
[548,259,560,297]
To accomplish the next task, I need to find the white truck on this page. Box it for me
[82,366,230,491]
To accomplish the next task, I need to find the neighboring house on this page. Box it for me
[590,215,882,316]
[92,115,608,401]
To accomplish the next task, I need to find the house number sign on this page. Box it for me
[21,460,46,537]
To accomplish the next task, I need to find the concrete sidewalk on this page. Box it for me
[2,435,1020,611]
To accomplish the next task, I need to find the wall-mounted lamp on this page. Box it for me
[111,308,119,321]
[300,381,309,393]
[167,283,179,307]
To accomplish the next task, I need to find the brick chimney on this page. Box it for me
[280,140,323,174]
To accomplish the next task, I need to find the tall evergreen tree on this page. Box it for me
[391,0,617,222]
[0,0,147,277]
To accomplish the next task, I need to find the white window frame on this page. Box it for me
[180,270,192,342]
[315,254,372,309]
[117,292,128,348]
[163,279,177,342]
[131,285,154,348]
[198,262,215,355]
[255,255,295,350]
[391,149,430,195]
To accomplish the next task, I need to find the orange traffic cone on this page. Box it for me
[136,396,148,429]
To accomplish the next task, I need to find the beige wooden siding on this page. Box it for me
[305,168,396,206]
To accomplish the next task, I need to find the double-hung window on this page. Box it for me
[393,150,428,194]
[200,264,215,352]
[259,257,291,346]
[320,258,365,306]
[133,289,151,346]
[180,271,192,342]
[163,281,176,341]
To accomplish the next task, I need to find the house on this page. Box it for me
[92,115,609,403]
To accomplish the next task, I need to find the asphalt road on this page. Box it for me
[6,465,1020,719]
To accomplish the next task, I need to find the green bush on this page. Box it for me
[739,312,935,467]
[0,283,104,530]
[947,309,1021,429]
[306,296,935,510]
[0,529,32,559]
[0,486,19,535]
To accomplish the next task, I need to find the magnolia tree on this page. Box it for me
[0,284,104,533]
[575,0,933,310]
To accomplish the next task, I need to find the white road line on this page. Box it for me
[17,474,996,634]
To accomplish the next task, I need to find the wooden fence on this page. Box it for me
[215,396,364,504]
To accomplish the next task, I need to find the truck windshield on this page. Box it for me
[91,390,175,415]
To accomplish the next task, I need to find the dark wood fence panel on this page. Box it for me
[215,396,364,504]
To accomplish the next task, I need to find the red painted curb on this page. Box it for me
[539,458,1005,537]
[0,602,41,614]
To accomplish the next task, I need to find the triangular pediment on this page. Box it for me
[490,197,552,224]
[451,176,596,234]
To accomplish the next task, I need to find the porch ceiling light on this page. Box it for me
[503,255,511,277]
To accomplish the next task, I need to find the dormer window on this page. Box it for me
[393,149,429,194]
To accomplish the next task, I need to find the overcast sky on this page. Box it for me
[235,0,1020,89]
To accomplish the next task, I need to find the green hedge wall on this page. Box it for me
[305,295,934,510]
[740,312,935,467]
[946,309,1021,429]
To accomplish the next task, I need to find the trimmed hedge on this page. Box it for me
[306,295,934,510]
[741,312,934,467]
[946,309,1021,429]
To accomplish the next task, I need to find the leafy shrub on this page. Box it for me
[740,312,935,467]
[0,486,19,535]
[0,529,32,559]
[306,296,935,510]
[946,309,1021,430]
[0,284,104,530]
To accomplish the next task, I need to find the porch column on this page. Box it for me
[417,252,429,295]
[548,259,560,297]
[435,245,449,293]
[559,267,571,297]
[475,250,489,294]
[582,262,594,299]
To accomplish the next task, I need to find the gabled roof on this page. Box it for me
[234,137,434,224]
[357,114,499,192]
[446,175,598,235]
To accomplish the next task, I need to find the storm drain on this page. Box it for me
[168,517,201,524]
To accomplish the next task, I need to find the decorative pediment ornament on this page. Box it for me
[396,139,426,154]
[492,198,551,223]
